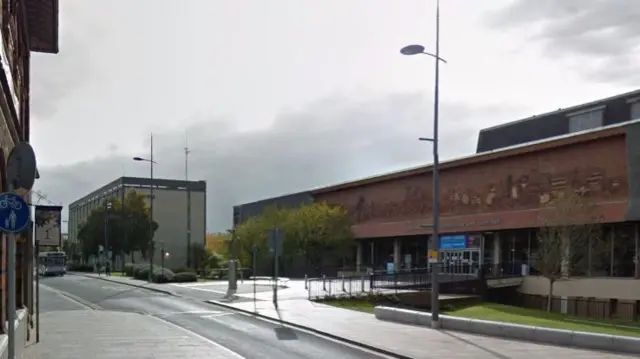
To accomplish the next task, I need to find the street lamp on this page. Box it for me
[133,133,157,283]
[400,0,446,329]
[104,201,112,271]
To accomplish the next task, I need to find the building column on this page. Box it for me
[561,236,570,277]
[370,241,375,270]
[635,224,639,279]
[356,242,363,273]
[492,233,501,275]
[393,238,401,270]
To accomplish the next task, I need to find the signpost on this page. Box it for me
[0,193,30,359]
[252,245,257,312]
[268,228,283,309]
[4,142,37,359]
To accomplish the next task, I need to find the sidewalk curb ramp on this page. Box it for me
[207,300,413,359]
[68,272,180,297]
[374,306,640,355]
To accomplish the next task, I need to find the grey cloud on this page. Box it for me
[486,0,640,84]
[30,2,105,120]
[34,93,515,232]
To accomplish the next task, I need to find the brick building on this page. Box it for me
[234,89,640,302]
[0,0,59,355]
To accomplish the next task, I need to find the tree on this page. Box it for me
[77,191,159,260]
[233,202,354,276]
[536,189,603,311]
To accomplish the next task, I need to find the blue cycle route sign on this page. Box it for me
[0,192,30,233]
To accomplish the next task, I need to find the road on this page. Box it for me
[38,275,393,359]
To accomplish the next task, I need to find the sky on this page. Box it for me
[29,0,640,232]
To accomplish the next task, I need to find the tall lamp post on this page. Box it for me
[104,201,112,270]
[400,0,446,329]
[134,133,157,283]
[184,133,192,268]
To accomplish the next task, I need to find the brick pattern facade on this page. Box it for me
[315,131,630,238]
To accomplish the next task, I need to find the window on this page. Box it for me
[632,101,640,121]
[568,108,604,133]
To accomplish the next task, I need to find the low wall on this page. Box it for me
[374,306,640,354]
[0,309,28,359]
[520,276,640,300]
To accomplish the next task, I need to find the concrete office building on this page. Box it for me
[68,177,207,269]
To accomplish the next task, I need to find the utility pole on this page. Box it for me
[185,132,192,268]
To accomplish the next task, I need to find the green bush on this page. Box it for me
[68,263,93,272]
[124,263,136,277]
[171,267,191,274]
[133,264,159,280]
[172,271,197,283]
[151,268,175,283]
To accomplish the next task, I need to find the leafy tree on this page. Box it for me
[536,189,604,311]
[205,232,231,255]
[77,191,158,260]
[233,202,354,276]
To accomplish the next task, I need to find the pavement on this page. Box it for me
[65,273,640,358]
[29,275,394,359]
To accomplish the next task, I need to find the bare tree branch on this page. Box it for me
[536,189,604,311]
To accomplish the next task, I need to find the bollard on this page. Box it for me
[322,275,327,291]
[304,274,308,290]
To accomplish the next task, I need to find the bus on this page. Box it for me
[38,251,67,276]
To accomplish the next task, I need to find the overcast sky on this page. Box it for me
[30,0,640,232]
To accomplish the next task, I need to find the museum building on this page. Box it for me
[234,89,640,302]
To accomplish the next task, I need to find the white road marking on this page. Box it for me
[200,312,234,319]
[173,286,228,295]
[39,284,103,310]
[149,314,247,359]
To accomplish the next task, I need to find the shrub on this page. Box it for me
[151,268,175,283]
[171,267,191,274]
[67,263,93,272]
[124,263,136,277]
[172,271,197,283]
[133,264,159,280]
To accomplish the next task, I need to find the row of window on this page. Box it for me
[568,98,640,134]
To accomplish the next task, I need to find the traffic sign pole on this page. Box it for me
[0,192,31,359]
[7,231,15,359]
[4,142,37,359]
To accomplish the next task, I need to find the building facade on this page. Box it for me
[0,0,59,352]
[235,90,640,302]
[68,177,207,270]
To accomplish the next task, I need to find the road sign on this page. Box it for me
[6,142,37,191]
[268,228,283,256]
[0,192,30,233]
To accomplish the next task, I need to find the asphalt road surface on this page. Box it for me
[39,275,393,359]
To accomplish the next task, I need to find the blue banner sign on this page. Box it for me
[439,234,467,250]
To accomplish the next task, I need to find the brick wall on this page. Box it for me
[315,132,629,237]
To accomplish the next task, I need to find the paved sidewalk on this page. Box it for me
[23,310,241,359]
[210,296,639,359]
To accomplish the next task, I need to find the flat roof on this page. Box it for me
[480,88,640,133]
[69,176,206,209]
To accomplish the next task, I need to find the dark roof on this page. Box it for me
[476,88,640,153]
[69,177,207,209]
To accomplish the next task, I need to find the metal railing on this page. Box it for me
[307,263,525,300]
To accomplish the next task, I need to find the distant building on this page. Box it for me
[68,177,207,269]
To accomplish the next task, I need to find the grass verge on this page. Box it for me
[447,303,640,337]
